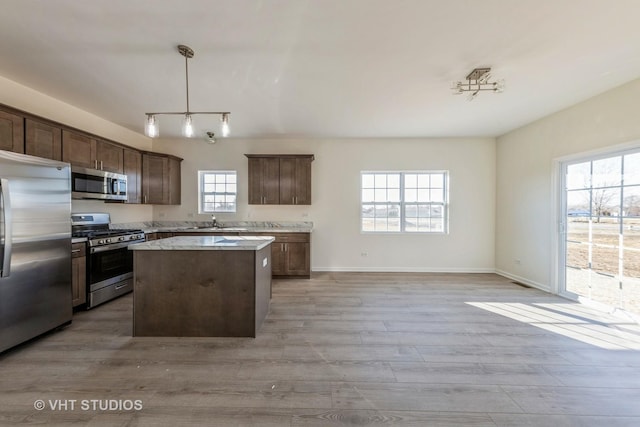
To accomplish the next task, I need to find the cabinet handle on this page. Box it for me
[144,195,148,204]
[71,249,81,254]
[100,160,103,170]
[94,159,98,169]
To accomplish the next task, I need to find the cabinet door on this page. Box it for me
[62,130,95,168]
[25,119,62,160]
[248,157,280,204]
[95,139,124,173]
[279,158,296,205]
[123,148,142,204]
[0,109,24,153]
[168,156,181,205]
[280,157,312,205]
[71,243,86,307]
[142,153,169,204]
[247,158,264,204]
[285,242,311,276]
[293,157,312,205]
[270,242,286,275]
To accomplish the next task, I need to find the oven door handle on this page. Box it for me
[90,241,136,253]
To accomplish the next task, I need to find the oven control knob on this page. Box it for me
[98,240,104,244]
[119,236,126,242]
[106,238,112,243]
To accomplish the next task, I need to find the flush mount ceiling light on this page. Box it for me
[145,45,231,139]
[451,67,504,101]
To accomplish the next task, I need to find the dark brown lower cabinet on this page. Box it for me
[267,233,311,278]
[71,243,86,308]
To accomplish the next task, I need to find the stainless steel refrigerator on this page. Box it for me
[1,150,72,353]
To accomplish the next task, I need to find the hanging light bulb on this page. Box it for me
[221,113,230,137]
[145,45,231,139]
[145,114,158,138]
[183,114,194,138]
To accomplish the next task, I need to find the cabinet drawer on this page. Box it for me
[272,233,310,243]
[71,242,86,258]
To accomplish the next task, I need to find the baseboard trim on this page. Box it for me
[494,269,551,292]
[312,267,496,273]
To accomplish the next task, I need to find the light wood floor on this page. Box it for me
[2,272,640,426]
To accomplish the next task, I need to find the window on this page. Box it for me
[361,171,448,233]
[198,171,237,213]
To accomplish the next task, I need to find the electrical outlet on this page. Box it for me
[187,213,194,218]
[361,252,368,257]
[514,259,521,265]
[159,212,166,218]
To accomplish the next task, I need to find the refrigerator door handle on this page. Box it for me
[0,178,12,277]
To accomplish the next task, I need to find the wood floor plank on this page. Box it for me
[0,272,638,424]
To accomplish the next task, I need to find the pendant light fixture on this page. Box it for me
[145,45,231,139]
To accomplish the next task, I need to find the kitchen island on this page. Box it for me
[129,236,274,338]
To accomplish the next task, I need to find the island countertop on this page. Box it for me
[128,235,275,251]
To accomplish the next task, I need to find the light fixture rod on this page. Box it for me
[144,44,231,138]
[144,111,231,115]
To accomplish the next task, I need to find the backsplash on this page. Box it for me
[111,220,314,230]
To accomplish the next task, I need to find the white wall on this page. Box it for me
[496,78,640,291]
[0,76,153,223]
[153,137,496,272]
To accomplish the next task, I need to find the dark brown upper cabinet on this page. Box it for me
[62,130,124,173]
[245,154,314,205]
[141,152,182,205]
[123,147,142,204]
[25,118,62,161]
[0,108,25,154]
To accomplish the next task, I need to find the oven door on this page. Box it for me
[88,244,133,292]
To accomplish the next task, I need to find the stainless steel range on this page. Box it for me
[71,213,145,309]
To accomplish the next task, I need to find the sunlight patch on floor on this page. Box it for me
[467,302,640,350]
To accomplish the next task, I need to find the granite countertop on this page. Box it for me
[72,237,87,244]
[128,235,275,251]
[115,221,313,234]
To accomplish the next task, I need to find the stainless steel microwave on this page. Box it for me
[71,166,127,201]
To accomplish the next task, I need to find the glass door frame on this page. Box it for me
[556,142,640,315]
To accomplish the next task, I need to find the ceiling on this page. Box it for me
[1,0,640,140]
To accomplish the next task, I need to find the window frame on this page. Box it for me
[360,170,449,234]
[198,170,238,213]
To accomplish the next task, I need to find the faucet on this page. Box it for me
[211,215,218,228]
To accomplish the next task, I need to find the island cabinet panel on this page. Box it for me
[133,246,271,337]
[0,109,25,154]
[25,118,62,161]
[123,147,142,204]
[246,154,313,205]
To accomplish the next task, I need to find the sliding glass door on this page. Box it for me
[562,149,640,316]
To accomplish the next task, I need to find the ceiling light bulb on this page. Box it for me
[145,115,158,138]
[183,114,194,138]
[221,113,230,137]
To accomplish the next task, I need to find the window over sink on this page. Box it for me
[198,170,237,213]
[361,171,449,233]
